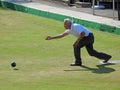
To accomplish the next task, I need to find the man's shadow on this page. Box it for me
[64,63,115,74]
[81,64,115,74]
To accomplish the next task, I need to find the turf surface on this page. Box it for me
[0,8,120,90]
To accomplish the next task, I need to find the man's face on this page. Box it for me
[64,22,71,29]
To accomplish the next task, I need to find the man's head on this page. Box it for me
[64,18,72,29]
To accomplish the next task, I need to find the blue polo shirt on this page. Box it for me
[65,23,91,38]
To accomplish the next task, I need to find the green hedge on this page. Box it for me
[115,27,120,34]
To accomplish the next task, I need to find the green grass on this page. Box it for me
[0,8,120,90]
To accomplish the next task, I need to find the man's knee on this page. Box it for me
[88,52,95,56]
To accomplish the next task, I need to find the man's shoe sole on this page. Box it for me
[103,56,112,63]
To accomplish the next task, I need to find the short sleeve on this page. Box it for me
[65,29,71,34]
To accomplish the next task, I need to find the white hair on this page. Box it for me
[64,18,73,24]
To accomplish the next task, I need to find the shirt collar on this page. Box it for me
[70,23,74,30]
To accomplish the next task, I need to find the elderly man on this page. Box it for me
[45,18,112,66]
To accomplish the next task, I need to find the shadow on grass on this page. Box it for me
[13,68,19,70]
[64,63,116,74]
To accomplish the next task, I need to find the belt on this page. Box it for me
[86,33,93,37]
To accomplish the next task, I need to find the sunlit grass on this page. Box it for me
[0,8,120,90]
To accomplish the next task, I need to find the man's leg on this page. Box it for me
[84,33,111,61]
[71,36,90,66]
[70,46,82,66]
[74,46,82,63]
[85,43,111,60]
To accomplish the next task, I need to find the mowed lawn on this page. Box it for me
[0,8,120,90]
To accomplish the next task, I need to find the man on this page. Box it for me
[45,18,112,66]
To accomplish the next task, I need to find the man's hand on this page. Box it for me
[45,36,52,40]
[73,40,79,47]
[73,32,85,47]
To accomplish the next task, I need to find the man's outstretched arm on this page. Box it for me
[45,32,69,40]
